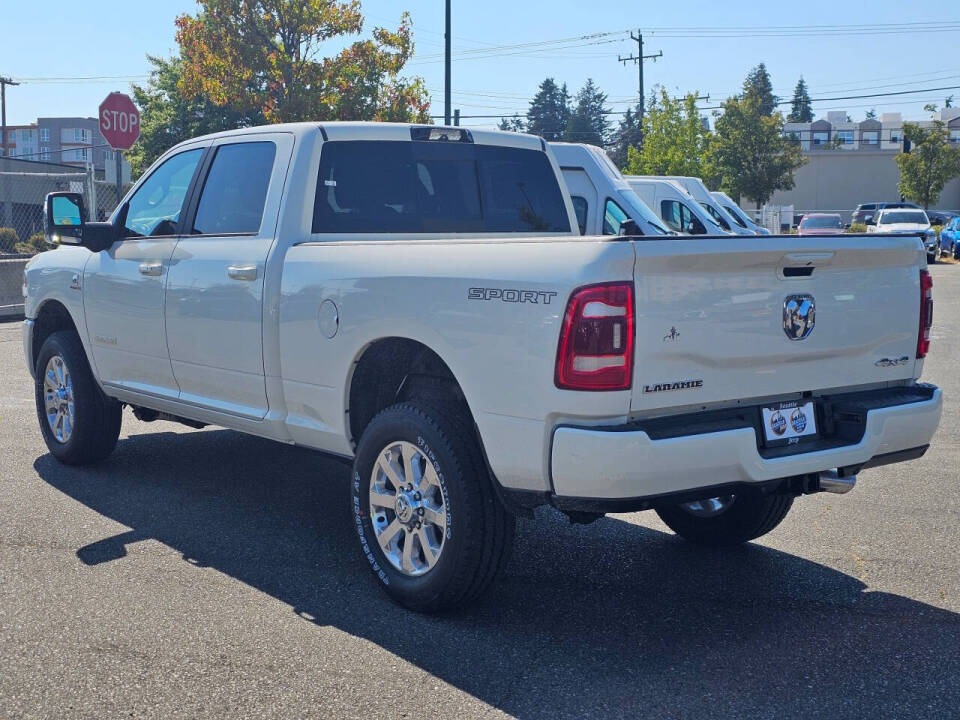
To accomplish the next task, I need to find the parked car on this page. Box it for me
[550,142,671,236]
[853,201,921,226]
[797,213,845,236]
[711,191,772,235]
[940,215,960,259]
[24,122,942,612]
[926,210,957,227]
[869,207,940,262]
[625,177,731,235]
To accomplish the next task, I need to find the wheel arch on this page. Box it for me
[31,299,84,374]
[345,336,472,449]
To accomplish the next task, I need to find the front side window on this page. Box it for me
[701,202,730,229]
[602,198,628,235]
[312,140,571,234]
[722,204,748,228]
[571,196,588,235]
[192,142,276,235]
[661,200,705,234]
[123,148,204,238]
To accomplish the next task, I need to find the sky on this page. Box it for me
[2,0,959,130]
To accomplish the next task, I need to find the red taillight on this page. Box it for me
[555,282,634,391]
[917,269,933,359]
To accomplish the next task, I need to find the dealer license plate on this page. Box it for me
[761,401,817,444]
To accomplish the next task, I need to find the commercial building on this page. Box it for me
[752,109,960,220]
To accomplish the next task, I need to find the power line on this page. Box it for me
[696,84,960,110]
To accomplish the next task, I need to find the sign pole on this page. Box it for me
[115,149,122,207]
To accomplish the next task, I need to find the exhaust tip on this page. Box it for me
[818,469,857,494]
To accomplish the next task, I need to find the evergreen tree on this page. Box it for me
[608,105,642,168]
[742,63,778,116]
[786,77,813,122]
[865,108,878,120]
[497,116,526,132]
[563,79,610,147]
[525,78,570,141]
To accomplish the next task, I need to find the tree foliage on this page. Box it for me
[896,118,960,209]
[563,79,610,147]
[786,77,813,122]
[525,78,570,141]
[742,63,778,116]
[175,1,429,124]
[608,105,642,168]
[128,55,257,178]
[624,89,712,180]
[709,93,806,207]
[497,116,526,132]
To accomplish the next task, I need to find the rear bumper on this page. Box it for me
[550,385,942,507]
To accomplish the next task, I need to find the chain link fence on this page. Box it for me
[0,166,132,256]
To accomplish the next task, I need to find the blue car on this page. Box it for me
[941,216,960,259]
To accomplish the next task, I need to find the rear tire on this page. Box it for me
[34,331,122,465]
[351,401,514,612]
[656,492,793,547]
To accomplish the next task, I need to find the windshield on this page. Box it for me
[720,204,749,228]
[800,215,843,229]
[617,189,669,235]
[880,210,928,225]
[700,201,731,229]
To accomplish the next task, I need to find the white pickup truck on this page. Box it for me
[25,122,942,612]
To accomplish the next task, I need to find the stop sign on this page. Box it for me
[99,92,140,150]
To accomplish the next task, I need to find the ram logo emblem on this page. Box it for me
[783,294,815,341]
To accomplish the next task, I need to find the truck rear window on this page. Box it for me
[312,140,571,234]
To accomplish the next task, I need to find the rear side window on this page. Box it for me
[312,140,571,234]
[193,142,276,235]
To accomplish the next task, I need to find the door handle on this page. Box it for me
[138,262,163,276]
[227,265,258,281]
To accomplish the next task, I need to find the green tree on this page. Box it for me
[865,108,878,120]
[563,79,610,147]
[624,89,712,180]
[608,104,642,168]
[743,63,778,116]
[525,78,570,141]
[709,94,806,208]
[175,1,429,124]
[127,55,257,178]
[786,77,813,122]
[497,115,525,132]
[896,118,960,209]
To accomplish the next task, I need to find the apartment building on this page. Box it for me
[2,124,39,159]
[3,117,130,180]
[783,109,960,150]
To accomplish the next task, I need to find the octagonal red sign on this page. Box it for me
[98,92,140,150]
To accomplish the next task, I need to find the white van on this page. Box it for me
[711,191,772,235]
[653,176,755,235]
[625,176,730,236]
[549,143,671,236]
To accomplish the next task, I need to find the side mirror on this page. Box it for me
[44,192,86,245]
[43,191,120,252]
[618,218,640,236]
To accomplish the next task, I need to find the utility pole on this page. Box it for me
[1,76,21,157]
[617,31,661,132]
[444,0,452,125]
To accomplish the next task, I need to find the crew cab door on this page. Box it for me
[164,133,291,419]
[84,146,206,397]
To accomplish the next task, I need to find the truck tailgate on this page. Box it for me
[630,234,924,413]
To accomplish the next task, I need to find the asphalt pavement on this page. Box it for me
[1,264,958,719]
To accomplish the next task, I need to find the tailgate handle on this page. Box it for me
[782,252,834,266]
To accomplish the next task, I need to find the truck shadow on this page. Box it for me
[35,428,960,719]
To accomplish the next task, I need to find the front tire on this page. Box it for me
[655,492,793,547]
[34,331,122,465]
[351,401,514,612]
